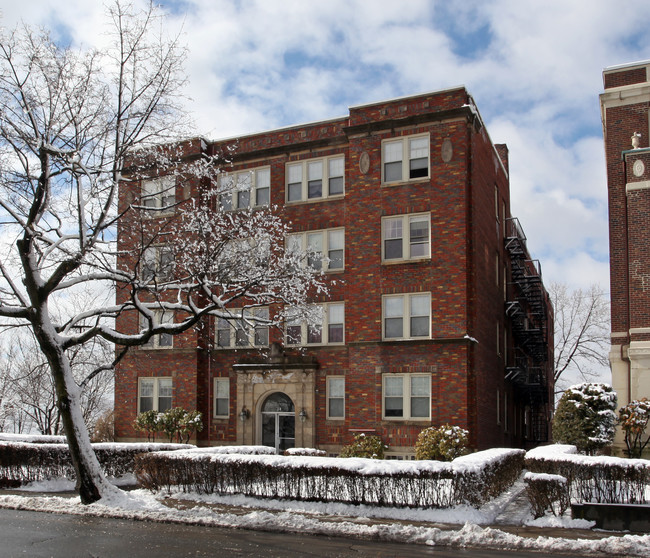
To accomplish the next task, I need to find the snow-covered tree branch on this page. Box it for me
[0,1,326,504]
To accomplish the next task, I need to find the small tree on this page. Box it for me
[553,382,617,454]
[134,410,162,442]
[339,433,385,459]
[176,410,203,444]
[92,409,115,443]
[415,424,469,461]
[618,398,650,458]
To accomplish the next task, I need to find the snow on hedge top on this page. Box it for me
[0,433,67,444]
[526,444,650,470]
[152,446,523,476]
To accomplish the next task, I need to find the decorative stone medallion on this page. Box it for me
[359,151,370,174]
[633,159,645,177]
[441,138,453,163]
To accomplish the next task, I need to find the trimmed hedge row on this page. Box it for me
[0,441,191,485]
[134,447,525,509]
[525,445,650,504]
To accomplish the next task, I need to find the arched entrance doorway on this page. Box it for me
[261,392,295,453]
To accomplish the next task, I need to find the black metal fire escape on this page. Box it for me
[504,218,550,443]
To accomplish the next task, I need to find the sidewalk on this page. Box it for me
[0,483,636,556]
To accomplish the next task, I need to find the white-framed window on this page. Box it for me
[213,377,230,418]
[286,302,345,346]
[382,293,431,340]
[382,374,431,420]
[381,213,430,262]
[218,167,270,210]
[327,376,345,419]
[286,156,344,202]
[216,307,269,348]
[138,377,172,413]
[382,134,429,183]
[141,176,175,211]
[287,228,345,271]
[142,246,174,282]
[140,310,174,349]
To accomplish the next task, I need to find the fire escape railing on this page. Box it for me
[504,218,550,406]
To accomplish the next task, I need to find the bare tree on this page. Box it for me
[0,333,113,435]
[550,282,610,392]
[0,1,324,504]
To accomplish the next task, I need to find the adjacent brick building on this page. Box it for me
[115,87,554,456]
[601,61,650,454]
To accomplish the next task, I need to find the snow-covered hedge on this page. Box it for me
[524,472,570,518]
[284,448,326,457]
[525,444,650,504]
[0,433,67,444]
[0,441,192,485]
[134,447,525,509]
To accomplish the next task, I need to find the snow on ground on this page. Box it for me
[0,478,649,556]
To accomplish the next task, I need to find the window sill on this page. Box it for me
[381,177,430,188]
[381,418,432,424]
[381,257,431,265]
[285,343,346,349]
[381,337,432,343]
[285,194,345,206]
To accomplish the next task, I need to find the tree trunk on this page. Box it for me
[36,332,109,504]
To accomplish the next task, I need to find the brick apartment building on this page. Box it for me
[115,87,554,456]
[601,61,650,454]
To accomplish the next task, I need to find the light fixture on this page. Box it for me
[299,408,307,422]
[239,407,250,422]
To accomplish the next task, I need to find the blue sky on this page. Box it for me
[4,0,650,294]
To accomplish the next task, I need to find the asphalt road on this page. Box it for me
[0,507,564,557]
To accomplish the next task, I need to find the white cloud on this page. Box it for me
[3,0,650,296]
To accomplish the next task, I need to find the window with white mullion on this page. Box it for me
[409,215,429,258]
[287,164,303,202]
[382,134,429,183]
[138,377,172,413]
[327,229,344,270]
[307,161,323,199]
[142,245,174,282]
[408,136,429,178]
[383,218,403,260]
[288,228,345,272]
[383,141,403,183]
[213,377,230,418]
[409,294,431,337]
[140,310,174,349]
[327,377,345,419]
[382,374,431,420]
[141,176,175,211]
[286,156,345,202]
[382,213,430,262]
[383,293,431,340]
[328,157,344,196]
[307,232,324,271]
[219,168,271,210]
[236,172,251,209]
[286,302,345,346]
[216,308,269,349]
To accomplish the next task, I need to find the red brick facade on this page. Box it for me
[115,88,554,455]
[601,62,650,453]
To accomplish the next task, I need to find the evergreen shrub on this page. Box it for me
[339,433,385,459]
[415,424,469,461]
